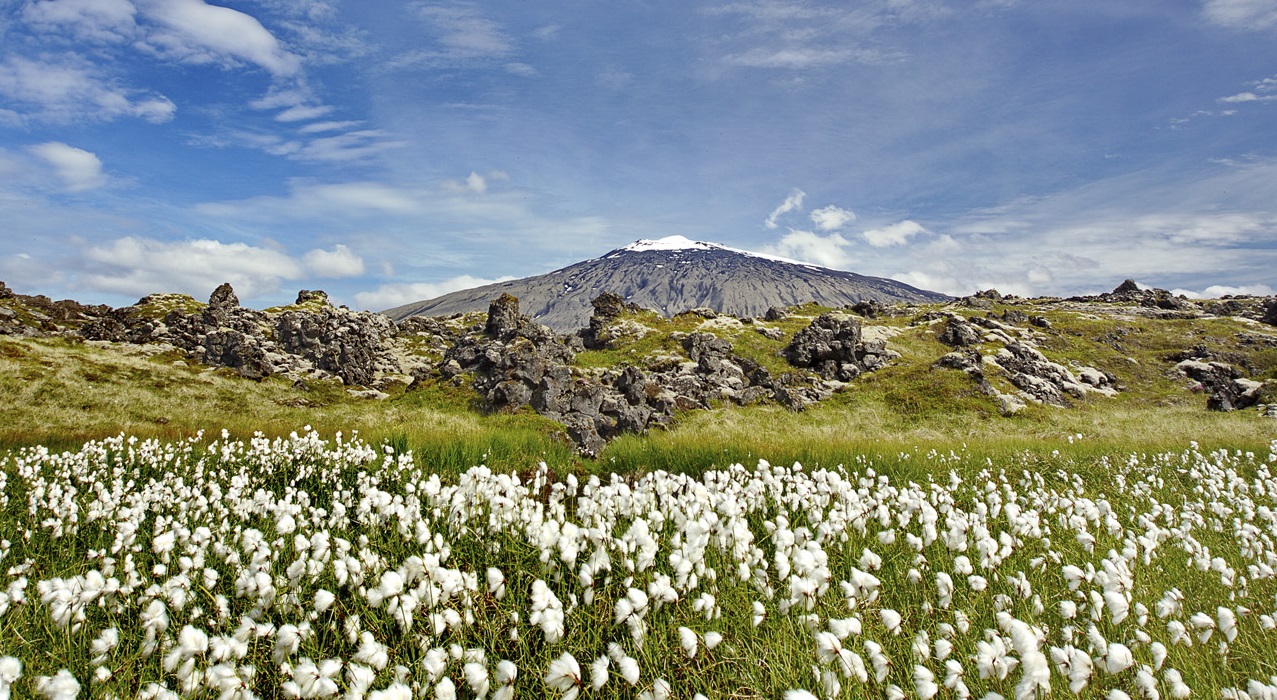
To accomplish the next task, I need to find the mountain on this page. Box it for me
[382,236,949,331]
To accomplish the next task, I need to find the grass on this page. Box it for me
[2,432,1275,697]
[2,299,1274,475]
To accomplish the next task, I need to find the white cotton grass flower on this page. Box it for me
[784,691,819,700]
[286,657,341,699]
[591,656,609,691]
[422,648,448,683]
[346,664,377,699]
[494,660,517,700]
[881,608,903,635]
[679,627,699,658]
[638,678,671,700]
[314,589,336,614]
[530,580,565,644]
[818,666,841,698]
[545,652,582,700]
[1217,607,1238,643]
[487,568,506,600]
[1102,643,1135,675]
[1050,645,1093,693]
[1189,612,1216,643]
[0,657,21,699]
[1163,668,1192,699]
[353,632,389,671]
[914,664,939,700]
[703,631,723,650]
[863,640,891,683]
[608,643,641,686]
[463,662,489,699]
[434,677,456,700]
[368,683,412,700]
[752,601,767,628]
[829,617,861,640]
[91,627,120,665]
[35,669,80,700]
[944,659,969,698]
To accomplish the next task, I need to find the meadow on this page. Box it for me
[2,429,1276,698]
[3,297,1276,697]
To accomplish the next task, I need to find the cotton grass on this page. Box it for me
[1,430,1276,697]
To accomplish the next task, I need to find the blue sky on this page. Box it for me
[2,0,1276,310]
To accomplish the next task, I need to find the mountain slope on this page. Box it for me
[383,236,948,331]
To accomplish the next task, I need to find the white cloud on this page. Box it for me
[0,55,176,125]
[764,188,805,228]
[505,62,538,76]
[27,141,107,191]
[1202,0,1277,29]
[809,204,856,231]
[275,104,334,121]
[760,229,854,268]
[303,244,365,277]
[410,4,513,63]
[862,220,927,247]
[22,0,139,42]
[138,0,302,77]
[1172,283,1276,298]
[354,275,517,310]
[1221,91,1260,102]
[293,130,400,162]
[725,47,861,69]
[298,120,362,134]
[442,171,487,194]
[81,237,306,299]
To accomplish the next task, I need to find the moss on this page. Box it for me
[129,293,205,320]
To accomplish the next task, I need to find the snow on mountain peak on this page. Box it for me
[622,235,719,252]
[618,235,813,267]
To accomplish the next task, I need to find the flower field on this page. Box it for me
[2,430,1276,699]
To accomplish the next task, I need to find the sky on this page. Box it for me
[2,0,1276,311]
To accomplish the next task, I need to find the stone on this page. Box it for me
[938,316,982,347]
[1176,359,1264,412]
[208,283,239,310]
[1263,298,1277,327]
[485,294,523,339]
[782,312,878,380]
[763,306,787,322]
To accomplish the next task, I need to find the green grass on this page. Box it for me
[2,300,1274,475]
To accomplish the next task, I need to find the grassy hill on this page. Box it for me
[3,292,1274,472]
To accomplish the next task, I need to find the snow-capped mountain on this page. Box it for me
[382,236,948,331]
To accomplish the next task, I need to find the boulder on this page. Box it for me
[1176,359,1264,412]
[938,316,982,347]
[485,294,524,339]
[1263,298,1277,327]
[208,282,239,314]
[782,312,891,381]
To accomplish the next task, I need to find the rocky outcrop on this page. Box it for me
[80,285,398,385]
[991,343,1117,406]
[581,292,647,349]
[1263,299,1277,327]
[938,315,982,348]
[781,312,898,381]
[1176,360,1265,412]
[434,296,860,454]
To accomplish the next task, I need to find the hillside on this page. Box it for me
[2,278,1275,462]
[382,236,949,331]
